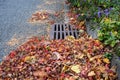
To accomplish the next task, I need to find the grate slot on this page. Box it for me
[73,31,76,38]
[58,24,60,31]
[54,32,56,39]
[54,24,56,31]
[58,32,60,39]
[69,25,71,30]
[62,32,64,39]
[56,24,58,39]
[75,29,78,38]
[70,31,72,35]
[70,25,74,36]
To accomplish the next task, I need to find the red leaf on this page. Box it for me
[9,51,16,58]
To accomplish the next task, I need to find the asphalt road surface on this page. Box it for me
[0,0,66,61]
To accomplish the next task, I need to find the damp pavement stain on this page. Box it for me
[0,0,68,61]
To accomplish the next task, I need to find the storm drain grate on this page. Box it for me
[50,23,79,40]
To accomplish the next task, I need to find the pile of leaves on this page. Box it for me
[0,36,117,80]
[66,10,86,30]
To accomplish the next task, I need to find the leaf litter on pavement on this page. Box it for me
[0,36,117,80]
[29,10,64,25]
[0,1,118,80]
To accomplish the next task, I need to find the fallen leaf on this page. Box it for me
[61,65,69,72]
[97,66,106,73]
[48,20,55,25]
[29,11,49,22]
[54,11,60,17]
[78,21,85,27]
[71,65,81,73]
[24,56,36,63]
[94,40,101,46]
[103,58,110,64]
[65,36,75,42]
[75,54,85,59]
[110,66,116,72]
[9,51,16,58]
[52,52,61,60]
[89,55,102,61]
[88,71,96,76]
[33,71,47,77]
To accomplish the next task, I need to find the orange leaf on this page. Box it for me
[103,58,110,64]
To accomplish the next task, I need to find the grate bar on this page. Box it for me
[56,24,58,39]
[64,24,66,38]
[50,23,79,40]
[60,24,62,39]
[70,25,74,36]
[67,24,70,36]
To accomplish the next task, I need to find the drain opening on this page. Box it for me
[62,32,64,39]
[50,23,79,40]
[54,32,56,39]
[58,24,60,31]
[74,31,76,38]
[62,25,64,31]
[54,25,56,31]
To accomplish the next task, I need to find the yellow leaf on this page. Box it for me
[64,78,69,80]
[76,54,85,59]
[104,18,111,23]
[24,56,36,63]
[79,21,85,27]
[103,58,110,64]
[65,36,75,41]
[71,65,81,73]
[24,56,31,61]
[88,71,96,76]
[62,65,69,72]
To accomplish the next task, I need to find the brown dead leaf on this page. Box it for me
[110,66,117,72]
[48,20,55,25]
[97,66,106,73]
[7,38,19,46]
[33,70,47,77]
[29,11,49,22]
[54,11,61,17]
[89,55,102,61]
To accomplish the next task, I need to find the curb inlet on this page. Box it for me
[50,23,79,40]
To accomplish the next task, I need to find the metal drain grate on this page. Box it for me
[50,23,79,40]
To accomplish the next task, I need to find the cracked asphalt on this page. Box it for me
[0,0,68,61]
